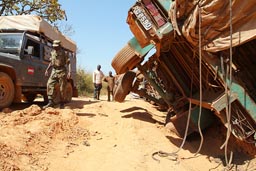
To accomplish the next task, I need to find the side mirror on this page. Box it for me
[27,46,34,55]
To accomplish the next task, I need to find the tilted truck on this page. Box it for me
[112,0,256,155]
[0,15,78,109]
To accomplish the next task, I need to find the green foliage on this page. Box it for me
[76,68,94,96]
[0,0,66,23]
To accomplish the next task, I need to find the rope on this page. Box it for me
[220,56,234,168]
[220,0,234,168]
[152,91,194,163]
[152,1,205,162]
[220,0,233,168]
[194,3,204,156]
[152,50,197,163]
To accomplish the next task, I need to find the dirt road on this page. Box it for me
[0,96,255,171]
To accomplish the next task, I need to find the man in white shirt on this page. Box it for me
[93,65,105,100]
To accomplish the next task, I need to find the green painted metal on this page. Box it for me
[190,107,216,131]
[157,22,173,35]
[157,0,172,12]
[207,61,256,121]
[151,0,174,42]
[230,81,256,121]
[128,37,154,57]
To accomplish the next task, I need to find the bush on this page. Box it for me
[76,68,108,97]
[76,68,93,96]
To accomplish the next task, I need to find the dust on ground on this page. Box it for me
[0,96,255,171]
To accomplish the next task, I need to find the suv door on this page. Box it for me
[23,36,48,87]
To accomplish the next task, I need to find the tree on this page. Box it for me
[0,0,66,23]
[54,21,75,37]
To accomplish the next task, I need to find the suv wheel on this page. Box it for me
[0,72,15,109]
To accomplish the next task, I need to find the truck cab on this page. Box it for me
[127,0,172,50]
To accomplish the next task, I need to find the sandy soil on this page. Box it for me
[0,95,255,171]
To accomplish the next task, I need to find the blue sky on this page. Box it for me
[59,0,136,74]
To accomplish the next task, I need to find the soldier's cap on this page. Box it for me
[53,40,61,47]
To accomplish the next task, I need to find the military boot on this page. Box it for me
[43,99,54,109]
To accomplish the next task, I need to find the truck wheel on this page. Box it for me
[111,44,143,74]
[0,72,15,109]
[64,82,73,103]
[113,71,136,102]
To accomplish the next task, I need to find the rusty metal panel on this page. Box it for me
[127,12,151,48]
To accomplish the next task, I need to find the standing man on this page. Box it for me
[93,65,104,100]
[103,71,115,101]
[43,40,71,109]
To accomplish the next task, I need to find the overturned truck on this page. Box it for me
[112,0,256,155]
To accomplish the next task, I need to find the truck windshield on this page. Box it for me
[0,33,23,54]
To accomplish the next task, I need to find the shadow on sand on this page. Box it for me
[120,107,256,170]
[9,97,98,110]
[161,125,255,170]
[121,106,164,125]
[76,113,96,117]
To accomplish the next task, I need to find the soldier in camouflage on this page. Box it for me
[43,40,71,109]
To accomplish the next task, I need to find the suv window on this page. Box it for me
[24,38,40,59]
[43,45,52,61]
[0,33,23,54]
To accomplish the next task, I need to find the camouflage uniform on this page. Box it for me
[43,40,70,109]
[47,48,69,102]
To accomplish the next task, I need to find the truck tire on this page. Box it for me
[64,82,73,103]
[0,72,15,109]
[111,44,143,74]
[113,71,136,102]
